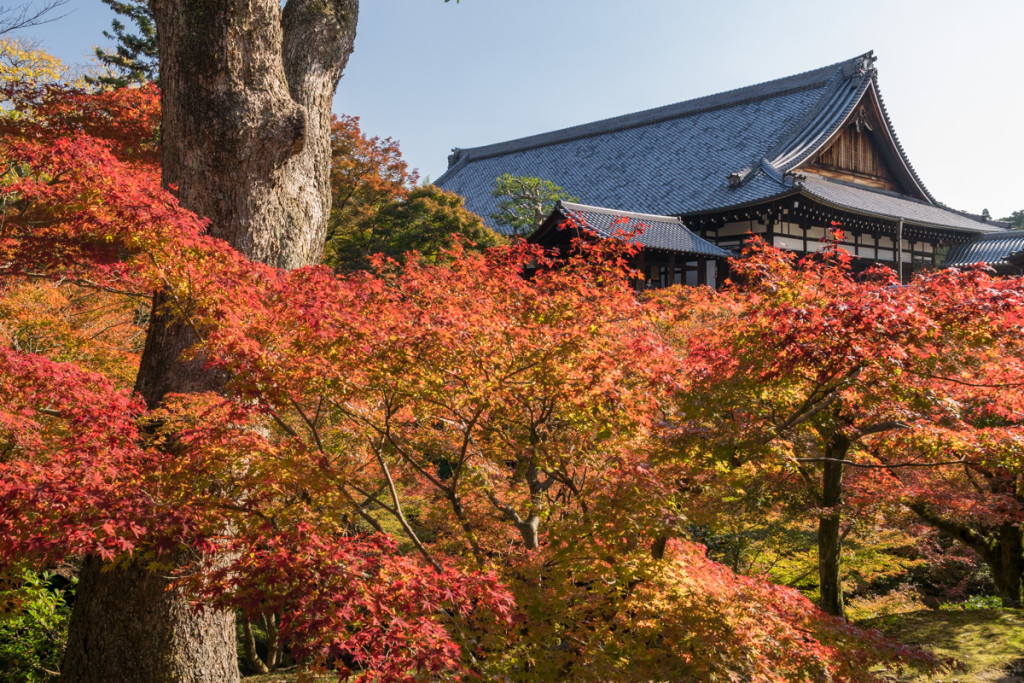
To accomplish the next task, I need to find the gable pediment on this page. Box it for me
[797,88,930,201]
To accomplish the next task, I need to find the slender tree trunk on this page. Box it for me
[242,619,270,675]
[818,434,849,619]
[263,613,281,670]
[61,1,358,680]
[990,524,1024,608]
[518,463,547,550]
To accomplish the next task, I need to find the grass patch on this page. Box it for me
[868,608,1024,681]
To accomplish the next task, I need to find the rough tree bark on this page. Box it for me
[61,1,358,680]
[817,432,850,619]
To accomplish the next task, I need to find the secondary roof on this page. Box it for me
[532,201,733,259]
[943,232,1024,270]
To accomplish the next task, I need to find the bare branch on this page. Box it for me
[0,0,69,36]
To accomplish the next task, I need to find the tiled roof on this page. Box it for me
[538,201,733,258]
[942,231,1024,268]
[437,52,991,236]
[796,175,996,233]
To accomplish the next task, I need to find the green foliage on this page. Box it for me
[89,0,158,88]
[939,594,1002,611]
[329,185,503,272]
[0,568,74,682]
[1000,209,1024,229]
[489,173,578,237]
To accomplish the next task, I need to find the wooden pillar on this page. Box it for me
[896,218,904,282]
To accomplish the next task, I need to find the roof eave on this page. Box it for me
[796,187,988,234]
[680,186,991,235]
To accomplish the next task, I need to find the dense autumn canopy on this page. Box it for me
[1,80,1023,681]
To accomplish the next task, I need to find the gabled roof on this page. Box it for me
[942,231,1024,269]
[532,201,733,258]
[437,52,994,236]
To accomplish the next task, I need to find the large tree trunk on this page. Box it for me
[61,556,239,683]
[62,1,358,680]
[818,434,849,619]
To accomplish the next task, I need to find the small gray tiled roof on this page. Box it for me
[541,201,733,258]
[942,231,1024,268]
[437,52,991,236]
[796,175,996,233]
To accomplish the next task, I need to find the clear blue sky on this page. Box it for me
[20,0,1024,218]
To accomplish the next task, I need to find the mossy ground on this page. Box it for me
[869,608,1024,682]
[243,667,336,683]
[240,609,1024,682]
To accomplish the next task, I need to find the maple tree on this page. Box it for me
[655,236,1024,616]
[324,114,418,269]
[0,81,516,681]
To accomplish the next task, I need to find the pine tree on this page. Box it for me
[89,0,157,88]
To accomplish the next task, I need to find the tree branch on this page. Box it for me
[369,436,443,572]
[856,420,910,437]
[907,501,994,559]
[794,456,969,469]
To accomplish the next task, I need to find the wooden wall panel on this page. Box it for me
[807,122,902,192]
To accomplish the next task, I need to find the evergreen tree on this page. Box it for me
[490,173,577,238]
[89,0,157,88]
[1000,209,1024,229]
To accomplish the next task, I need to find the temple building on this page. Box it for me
[437,51,1008,286]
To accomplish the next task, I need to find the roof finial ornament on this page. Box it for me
[447,148,463,168]
[856,51,878,76]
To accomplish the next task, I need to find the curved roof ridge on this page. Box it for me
[769,69,871,171]
[727,53,937,205]
[437,53,872,183]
